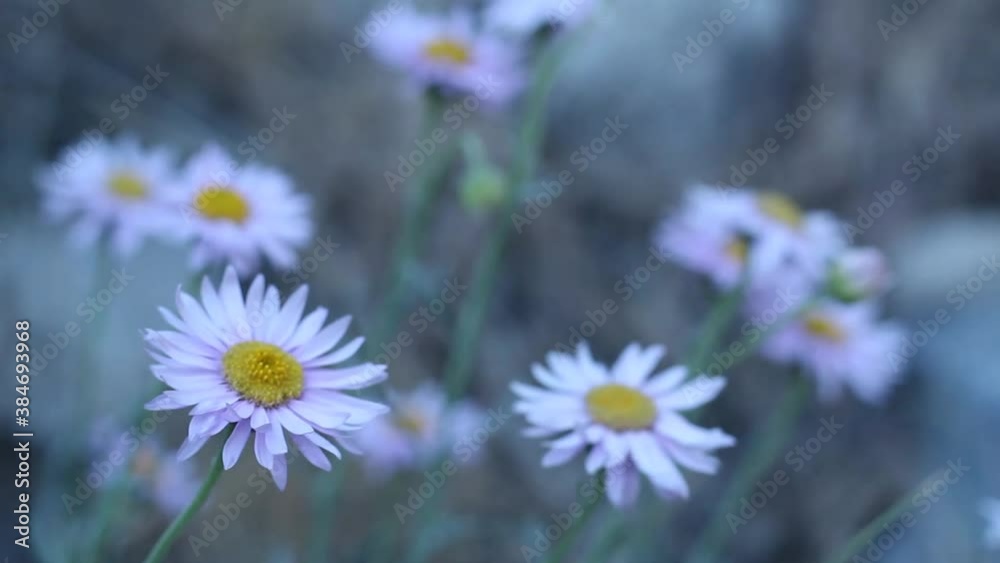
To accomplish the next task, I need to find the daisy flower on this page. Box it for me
[827,247,892,303]
[761,299,905,404]
[745,191,845,280]
[980,498,1000,549]
[143,266,389,489]
[357,382,483,479]
[170,144,313,276]
[36,136,178,256]
[654,186,758,289]
[485,0,596,35]
[512,343,735,508]
[371,10,524,104]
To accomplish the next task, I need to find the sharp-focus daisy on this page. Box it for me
[512,343,735,508]
[170,144,312,276]
[761,299,905,404]
[36,136,179,256]
[980,498,1000,549]
[485,0,596,35]
[827,247,892,303]
[144,266,389,489]
[745,191,845,280]
[371,10,523,104]
[654,186,758,289]
[357,382,483,479]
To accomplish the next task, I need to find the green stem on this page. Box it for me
[443,36,572,401]
[683,377,811,563]
[820,470,945,563]
[141,428,231,563]
[371,93,457,356]
[686,280,748,373]
[546,496,603,563]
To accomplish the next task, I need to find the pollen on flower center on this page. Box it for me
[108,172,148,200]
[804,314,846,342]
[758,193,803,229]
[194,186,251,224]
[423,38,473,65]
[223,341,304,407]
[585,384,657,431]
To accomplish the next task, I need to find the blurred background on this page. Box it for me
[2,0,999,561]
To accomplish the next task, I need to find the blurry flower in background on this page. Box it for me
[170,144,313,276]
[129,439,200,515]
[827,247,892,303]
[512,343,735,508]
[980,498,1000,549]
[371,9,524,104]
[760,300,905,404]
[744,191,845,280]
[654,186,758,289]
[144,266,389,489]
[36,136,180,256]
[357,382,484,479]
[486,0,596,35]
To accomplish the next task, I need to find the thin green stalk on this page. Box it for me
[683,377,811,563]
[371,93,458,355]
[820,470,945,563]
[686,280,748,373]
[141,427,232,563]
[443,36,573,401]
[545,496,603,563]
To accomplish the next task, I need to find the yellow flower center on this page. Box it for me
[758,192,803,229]
[108,172,148,200]
[394,410,428,435]
[423,38,473,65]
[223,341,304,407]
[585,384,657,431]
[725,238,749,263]
[194,187,251,224]
[804,314,846,342]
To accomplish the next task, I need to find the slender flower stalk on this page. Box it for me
[371,92,457,355]
[142,427,232,563]
[685,278,748,373]
[682,377,810,563]
[820,470,947,563]
[546,497,603,563]
[306,465,345,563]
[444,35,575,401]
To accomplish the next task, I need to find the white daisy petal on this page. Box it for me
[223,420,252,469]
